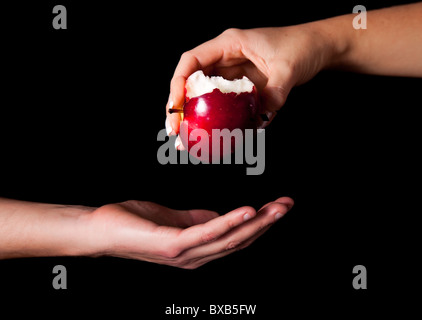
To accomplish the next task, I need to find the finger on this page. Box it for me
[257,111,275,129]
[168,38,225,116]
[259,196,294,211]
[165,115,177,137]
[212,61,268,90]
[261,66,295,113]
[182,224,272,269]
[166,94,181,136]
[274,196,294,210]
[168,33,245,134]
[221,197,294,251]
[175,206,256,251]
[174,134,186,151]
[229,197,294,248]
[173,34,240,84]
[180,201,290,260]
[176,199,293,269]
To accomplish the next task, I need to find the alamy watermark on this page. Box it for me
[52,5,67,29]
[352,265,367,289]
[353,5,367,29]
[157,125,266,175]
[52,264,67,290]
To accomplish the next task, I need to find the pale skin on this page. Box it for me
[0,197,293,269]
[2,3,421,268]
[166,2,422,138]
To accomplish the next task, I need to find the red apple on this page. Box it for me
[179,71,259,162]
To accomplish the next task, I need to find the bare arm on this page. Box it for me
[317,2,422,76]
[0,197,293,268]
[0,198,96,259]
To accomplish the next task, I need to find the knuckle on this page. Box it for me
[258,221,268,232]
[201,231,217,244]
[225,240,241,251]
[279,60,296,81]
[222,28,243,38]
[170,74,182,89]
[171,258,186,268]
[162,245,181,259]
[226,218,237,230]
[180,50,200,67]
[173,258,201,270]
[180,50,192,61]
[97,203,119,212]
[178,50,201,74]
[180,263,199,270]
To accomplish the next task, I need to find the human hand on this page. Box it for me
[88,197,293,269]
[166,25,338,136]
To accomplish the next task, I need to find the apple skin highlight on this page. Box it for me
[181,86,260,161]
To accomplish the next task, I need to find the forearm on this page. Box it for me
[0,198,97,259]
[314,2,422,77]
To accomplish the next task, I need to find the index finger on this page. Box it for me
[167,33,245,135]
[174,206,256,251]
[166,38,225,135]
[168,38,225,113]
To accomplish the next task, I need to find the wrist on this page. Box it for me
[50,204,100,257]
[33,203,100,258]
[309,14,356,70]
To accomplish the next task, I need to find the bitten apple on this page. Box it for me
[179,71,259,161]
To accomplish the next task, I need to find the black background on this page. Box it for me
[0,0,420,318]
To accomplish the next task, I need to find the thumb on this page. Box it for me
[261,72,294,113]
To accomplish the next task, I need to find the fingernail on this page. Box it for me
[175,135,188,151]
[243,213,252,221]
[274,212,284,221]
[257,111,274,129]
[167,93,174,109]
[165,117,173,136]
[174,135,186,151]
[175,135,181,149]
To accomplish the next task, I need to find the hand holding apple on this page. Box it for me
[165,26,346,136]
